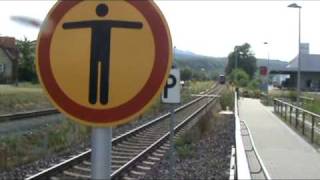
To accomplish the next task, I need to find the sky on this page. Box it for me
[1,1,320,61]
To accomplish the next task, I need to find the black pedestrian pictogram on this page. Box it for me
[63,3,143,105]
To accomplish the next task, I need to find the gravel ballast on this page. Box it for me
[144,112,235,179]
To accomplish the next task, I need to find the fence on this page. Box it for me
[274,98,320,145]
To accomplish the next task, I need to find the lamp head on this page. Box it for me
[288,3,301,8]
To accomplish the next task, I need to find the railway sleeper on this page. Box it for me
[112,159,129,165]
[112,147,141,153]
[160,145,170,150]
[129,170,146,177]
[50,176,60,180]
[156,149,166,154]
[112,155,133,161]
[121,141,151,147]
[112,151,137,157]
[142,160,155,166]
[130,138,157,145]
[74,165,90,172]
[128,137,155,142]
[152,152,164,157]
[117,143,147,150]
[136,165,152,171]
[72,164,123,174]
[63,170,90,179]
[147,156,161,161]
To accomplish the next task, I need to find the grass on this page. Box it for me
[0,81,214,115]
[0,81,214,170]
[0,119,89,170]
[219,87,234,110]
[0,84,52,114]
[175,110,218,159]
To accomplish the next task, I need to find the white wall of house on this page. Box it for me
[0,48,13,82]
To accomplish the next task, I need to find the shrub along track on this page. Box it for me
[24,84,223,180]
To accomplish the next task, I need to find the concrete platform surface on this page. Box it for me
[239,98,320,179]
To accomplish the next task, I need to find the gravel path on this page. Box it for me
[144,114,235,179]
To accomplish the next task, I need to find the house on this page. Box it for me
[0,37,19,84]
[270,43,320,91]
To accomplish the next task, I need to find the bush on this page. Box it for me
[228,69,249,87]
[247,79,261,90]
[220,90,234,110]
[288,91,297,102]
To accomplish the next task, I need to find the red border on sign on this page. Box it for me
[38,1,170,124]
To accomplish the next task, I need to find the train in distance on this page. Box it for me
[218,74,226,84]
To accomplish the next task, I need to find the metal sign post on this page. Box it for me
[37,1,172,180]
[161,68,180,179]
[91,128,112,180]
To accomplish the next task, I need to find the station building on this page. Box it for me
[271,43,320,91]
[0,36,19,84]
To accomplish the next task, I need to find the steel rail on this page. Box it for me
[1,83,219,123]
[111,94,220,179]
[0,108,58,123]
[26,84,220,180]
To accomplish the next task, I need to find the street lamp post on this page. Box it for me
[263,42,270,91]
[288,3,302,105]
[234,46,239,83]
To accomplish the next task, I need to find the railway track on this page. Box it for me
[25,84,223,180]
[0,109,58,123]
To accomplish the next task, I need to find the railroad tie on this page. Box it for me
[152,152,164,157]
[73,165,90,172]
[130,170,146,176]
[143,160,155,165]
[147,156,161,161]
[137,165,151,171]
[63,170,90,179]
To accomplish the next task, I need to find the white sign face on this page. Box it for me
[162,68,181,104]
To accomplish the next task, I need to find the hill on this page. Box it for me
[174,49,288,76]
[174,49,227,74]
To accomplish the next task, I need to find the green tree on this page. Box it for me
[180,68,193,81]
[225,43,257,79]
[229,69,249,87]
[17,37,38,83]
[192,70,208,81]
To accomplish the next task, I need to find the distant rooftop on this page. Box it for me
[271,43,320,73]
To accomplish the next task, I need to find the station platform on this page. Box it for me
[239,98,320,179]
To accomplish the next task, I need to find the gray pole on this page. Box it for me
[297,7,301,106]
[264,42,270,94]
[169,106,175,179]
[91,128,112,180]
[235,47,238,85]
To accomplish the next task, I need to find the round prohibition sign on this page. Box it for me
[37,1,172,127]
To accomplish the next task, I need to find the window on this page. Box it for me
[0,64,5,73]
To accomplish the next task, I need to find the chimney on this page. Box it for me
[300,43,309,54]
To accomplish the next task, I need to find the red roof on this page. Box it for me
[0,37,16,49]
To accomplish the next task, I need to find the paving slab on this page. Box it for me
[239,98,320,179]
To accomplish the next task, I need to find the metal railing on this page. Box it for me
[274,98,320,145]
